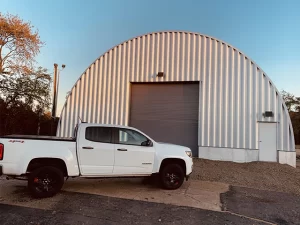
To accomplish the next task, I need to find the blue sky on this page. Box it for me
[2,0,300,115]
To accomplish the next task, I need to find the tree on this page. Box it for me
[0,13,51,110]
[0,97,57,136]
[281,90,300,145]
[290,111,300,145]
[0,13,53,136]
[281,90,300,112]
[0,67,51,109]
[0,13,43,75]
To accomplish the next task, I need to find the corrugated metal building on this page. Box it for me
[57,31,296,167]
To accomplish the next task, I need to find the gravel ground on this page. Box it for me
[191,158,300,195]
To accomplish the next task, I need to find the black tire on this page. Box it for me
[28,166,64,198]
[160,164,185,190]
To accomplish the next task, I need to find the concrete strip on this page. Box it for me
[62,178,229,211]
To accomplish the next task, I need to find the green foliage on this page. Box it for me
[0,67,51,110]
[0,98,58,136]
[281,90,300,112]
[290,112,300,145]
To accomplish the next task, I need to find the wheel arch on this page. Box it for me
[26,158,68,177]
[159,158,186,175]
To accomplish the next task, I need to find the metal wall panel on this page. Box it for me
[57,31,295,152]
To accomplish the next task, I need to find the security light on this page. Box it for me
[157,72,164,77]
[263,111,274,117]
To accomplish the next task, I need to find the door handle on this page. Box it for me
[117,148,127,151]
[82,146,94,149]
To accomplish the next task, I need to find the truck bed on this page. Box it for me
[1,135,75,142]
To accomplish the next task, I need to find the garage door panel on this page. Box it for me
[131,102,198,120]
[130,83,199,156]
[130,119,198,150]
[132,113,198,121]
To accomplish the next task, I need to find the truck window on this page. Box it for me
[85,127,112,143]
[116,128,148,146]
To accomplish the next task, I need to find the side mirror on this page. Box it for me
[148,140,153,147]
[141,140,153,147]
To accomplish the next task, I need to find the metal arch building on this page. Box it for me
[57,31,296,167]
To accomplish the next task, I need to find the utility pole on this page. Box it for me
[52,63,58,117]
[50,63,66,136]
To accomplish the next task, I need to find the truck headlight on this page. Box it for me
[185,150,192,158]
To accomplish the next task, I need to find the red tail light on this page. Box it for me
[0,144,3,160]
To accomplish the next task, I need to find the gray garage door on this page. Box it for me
[129,82,199,156]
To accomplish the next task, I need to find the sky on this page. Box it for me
[1,0,300,116]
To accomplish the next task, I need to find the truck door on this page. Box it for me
[113,127,155,175]
[77,125,114,176]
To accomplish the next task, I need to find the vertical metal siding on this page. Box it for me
[57,31,295,152]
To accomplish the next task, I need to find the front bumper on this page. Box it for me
[185,158,193,174]
[185,159,193,181]
[186,171,192,181]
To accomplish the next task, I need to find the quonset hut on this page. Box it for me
[57,31,296,167]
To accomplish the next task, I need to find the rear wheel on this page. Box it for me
[28,166,64,198]
[160,164,185,190]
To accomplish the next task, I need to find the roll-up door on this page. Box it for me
[129,82,199,156]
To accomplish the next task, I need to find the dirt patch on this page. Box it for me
[191,159,300,196]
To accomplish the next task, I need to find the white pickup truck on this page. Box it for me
[0,123,193,198]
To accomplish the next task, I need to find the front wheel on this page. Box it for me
[28,166,64,198]
[160,164,185,190]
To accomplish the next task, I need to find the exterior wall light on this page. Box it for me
[263,111,274,117]
[157,72,164,77]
